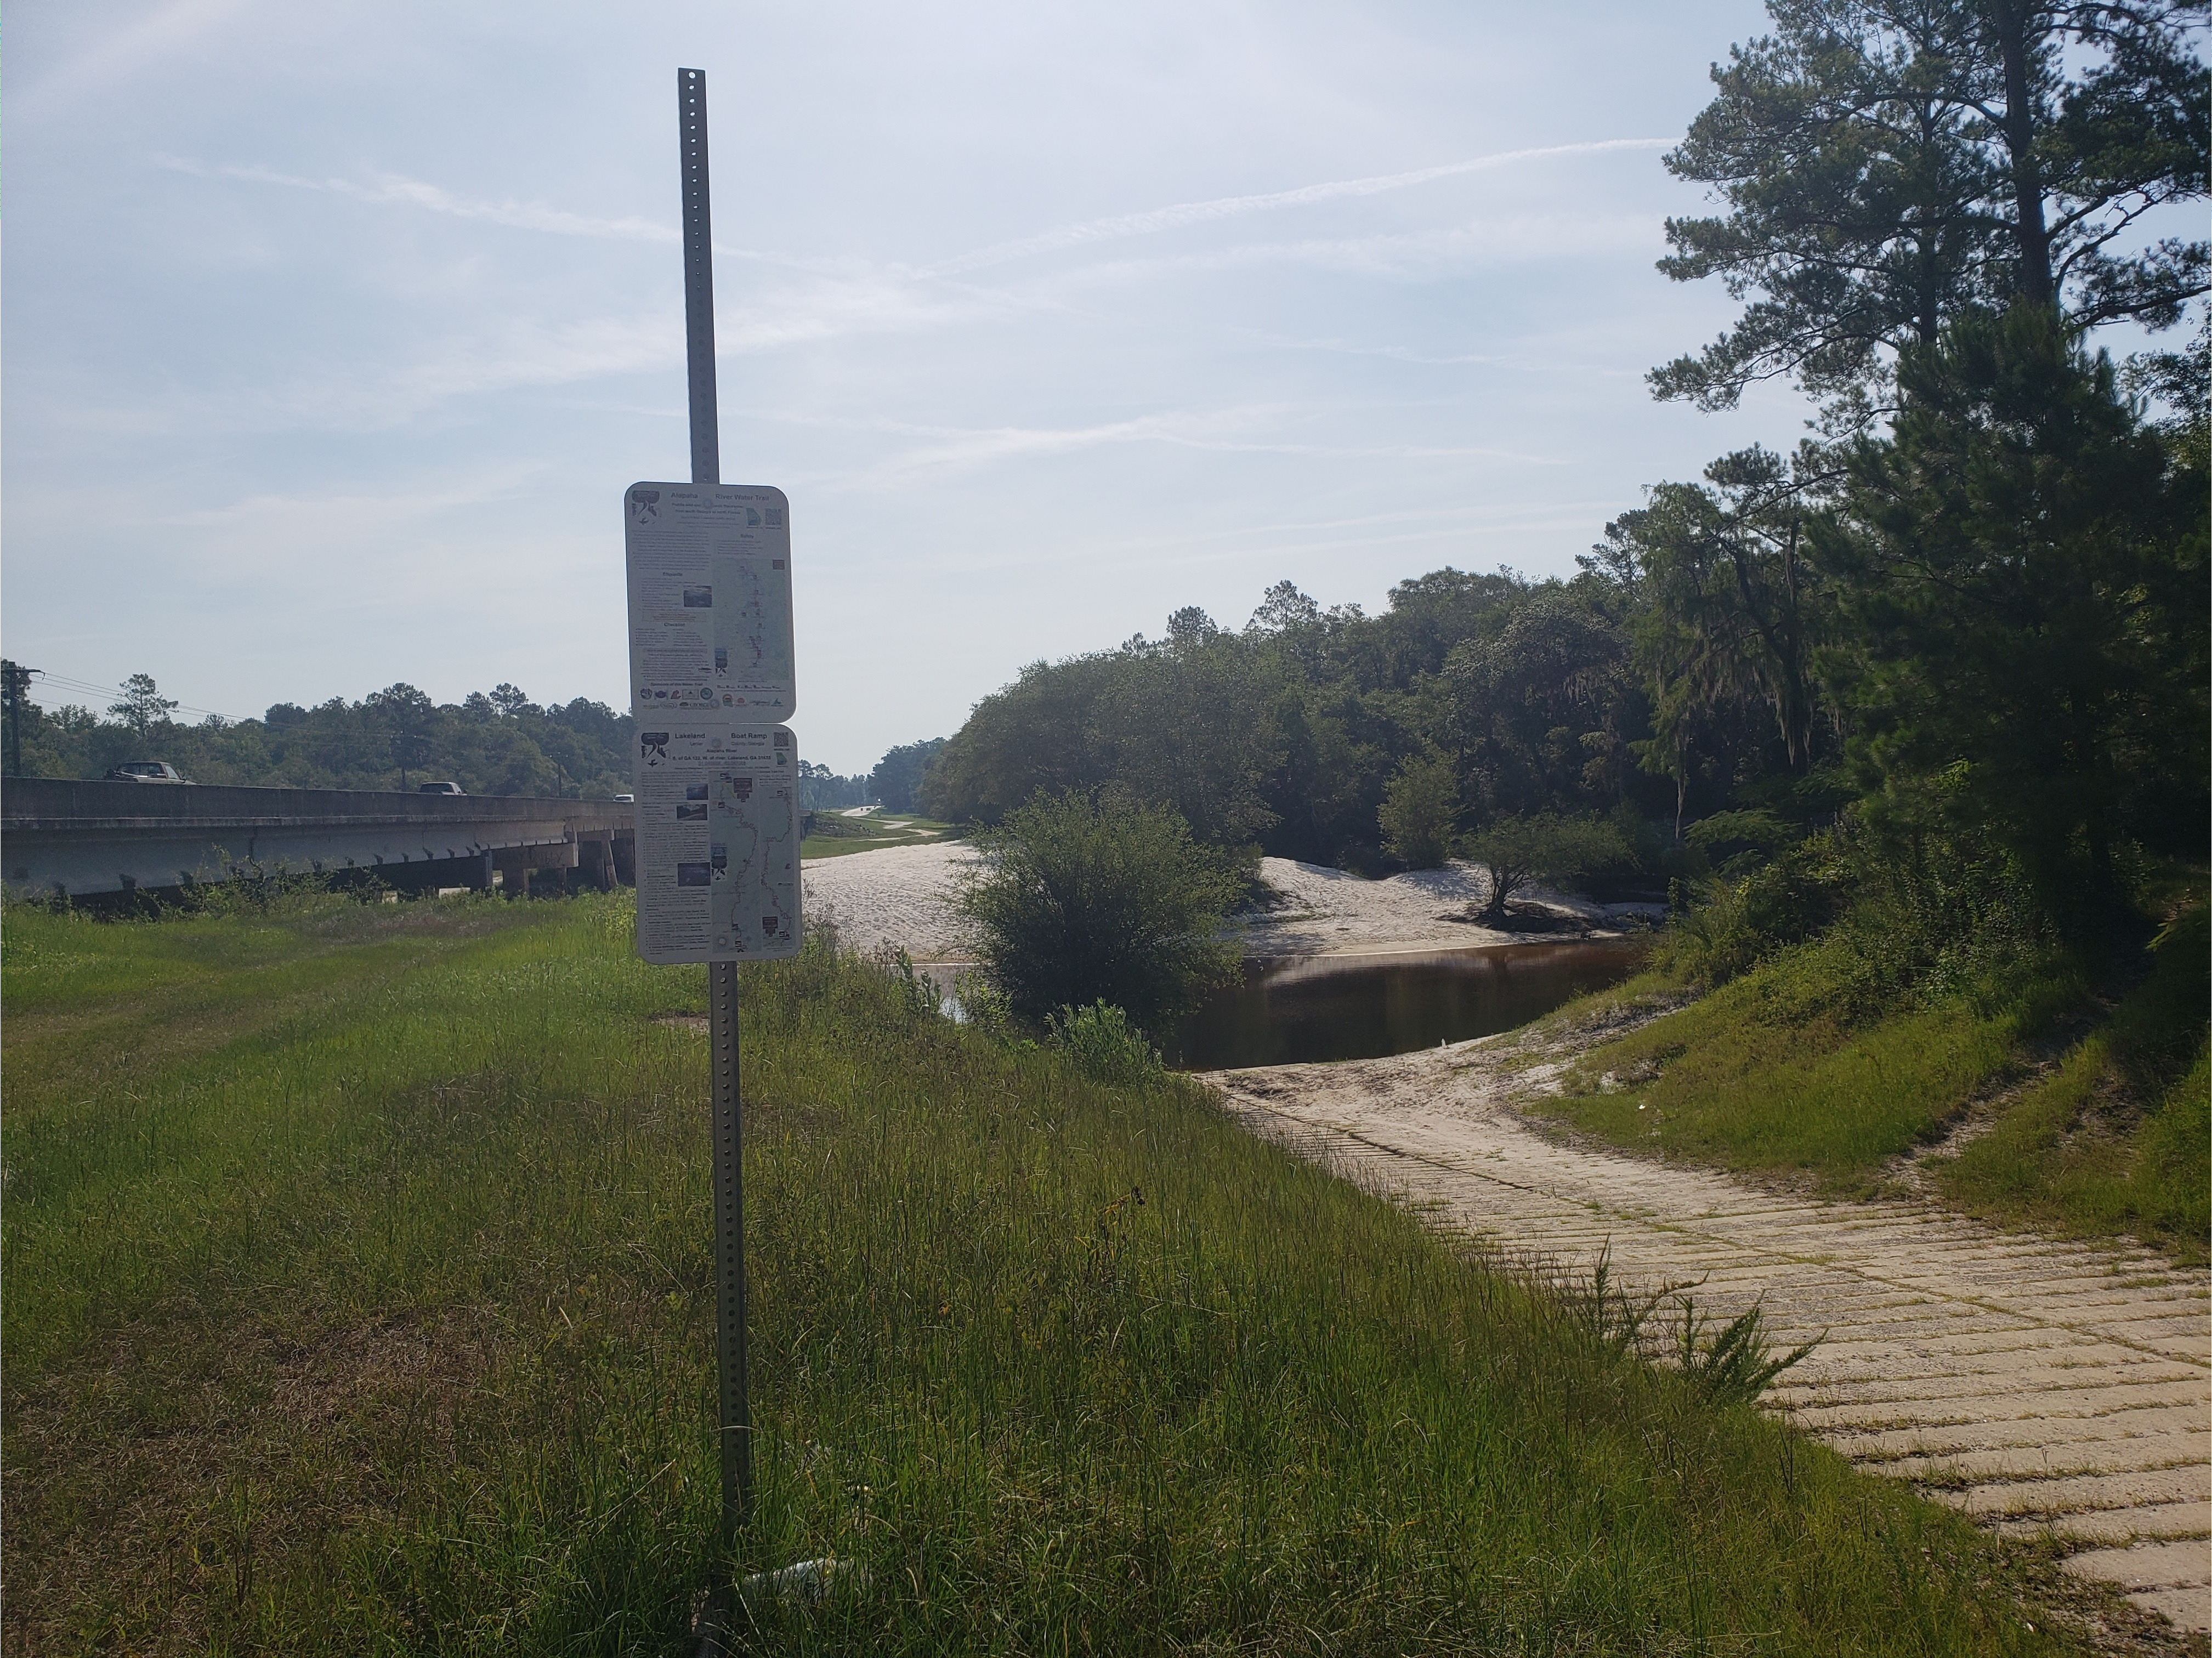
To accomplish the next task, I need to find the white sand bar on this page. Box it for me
[803,844,1650,963]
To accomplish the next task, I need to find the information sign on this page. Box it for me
[626,481,801,964]
[625,483,796,715]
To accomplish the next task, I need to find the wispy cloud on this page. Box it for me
[151,154,944,282]
[1040,213,1658,286]
[1241,334,1509,367]
[1243,332,1643,378]
[782,407,1562,487]
[161,464,543,534]
[909,503,1630,580]
[921,138,1671,275]
[152,140,1666,297]
[155,154,679,243]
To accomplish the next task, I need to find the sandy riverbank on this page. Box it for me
[802,842,1658,963]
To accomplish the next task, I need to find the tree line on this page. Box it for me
[918,0,2207,938]
[0,675,883,809]
[1,678,639,798]
[921,320,2203,922]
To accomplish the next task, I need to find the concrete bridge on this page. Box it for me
[1,779,636,900]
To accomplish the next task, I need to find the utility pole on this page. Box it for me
[1,661,36,778]
[679,65,752,1564]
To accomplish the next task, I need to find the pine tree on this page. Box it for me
[1654,0,2208,419]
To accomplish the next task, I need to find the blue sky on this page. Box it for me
[4,0,1824,774]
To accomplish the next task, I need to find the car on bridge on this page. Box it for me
[416,781,466,795]
[106,762,191,784]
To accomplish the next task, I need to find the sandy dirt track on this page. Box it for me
[1209,1013,2212,1637]
[803,844,1645,962]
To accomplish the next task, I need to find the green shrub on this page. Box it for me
[1046,1001,1166,1084]
[948,967,1022,1044]
[1377,751,1461,870]
[880,947,944,1019]
[2138,1046,2211,1242]
[956,789,1241,1033]
[1654,824,2047,999]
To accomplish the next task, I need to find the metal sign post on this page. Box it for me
[678,65,751,1561]
[627,76,802,1646]
[679,67,758,1569]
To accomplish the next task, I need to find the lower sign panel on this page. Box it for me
[633,723,801,964]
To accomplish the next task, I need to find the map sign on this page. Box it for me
[624,482,796,716]
[710,757,799,958]
[625,482,801,965]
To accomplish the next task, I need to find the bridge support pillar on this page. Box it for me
[578,830,616,892]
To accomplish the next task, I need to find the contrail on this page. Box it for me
[923,138,1672,275]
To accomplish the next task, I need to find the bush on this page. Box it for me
[1047,1001,1167,1084]
[1656,836,1853,989]
[1377,752,1461,870]
[956,790,1243,1033]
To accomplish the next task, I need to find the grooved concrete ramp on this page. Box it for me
[1209,1025,2212,1634]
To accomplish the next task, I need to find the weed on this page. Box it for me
[877,946,944,1019]
[1045,1000,1165,1085]
[1671,1296,1822,1407]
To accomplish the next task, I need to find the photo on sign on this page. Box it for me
[676,802,706,821]
[677,862,713,888]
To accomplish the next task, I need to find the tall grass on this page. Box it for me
[3,893,2079,1653]
[1548,921,2061,1191]
[1933,907,2210,1258]
[1549,887,2207,1254]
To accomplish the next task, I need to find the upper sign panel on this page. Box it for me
[624,483,795,719]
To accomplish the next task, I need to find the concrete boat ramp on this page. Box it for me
[1209,1028,2211,1639]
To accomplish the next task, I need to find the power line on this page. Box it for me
[24,670,249,725]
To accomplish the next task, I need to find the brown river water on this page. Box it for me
[1161,940,1646,1070]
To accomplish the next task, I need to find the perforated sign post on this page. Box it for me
[623,69,799,1609]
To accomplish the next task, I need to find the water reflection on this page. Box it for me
[1162,940,1644,1071]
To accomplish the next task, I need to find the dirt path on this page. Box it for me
[1209,1010,2212,1637]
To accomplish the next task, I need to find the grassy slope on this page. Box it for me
[1540,908,2209,1262]
[4,894,2086,1654]
[1930,909,2210,1257]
